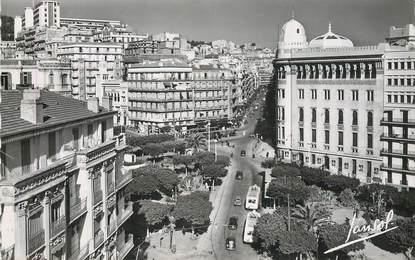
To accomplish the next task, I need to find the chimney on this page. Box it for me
[87,97,100,113]
[101,96,113,111]
[20,89,43,124]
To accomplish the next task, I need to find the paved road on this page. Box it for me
[210,91,268,260]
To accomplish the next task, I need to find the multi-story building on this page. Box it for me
[0,89,133,259]
[57,42,123,100]
[0,59,72,96]
[33,1,61,28]
[126,58,194,134]
[275,18,386,184]
[102,80,129,126]
[60,18,123,33]
[381,24,415,188]
[0,41,17,59]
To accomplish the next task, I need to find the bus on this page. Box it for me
[245,184,261,210]
[243,210,261,243]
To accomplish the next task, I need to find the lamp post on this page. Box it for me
[214,139,218,162]
[206,121,211,152]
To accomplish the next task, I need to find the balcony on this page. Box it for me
[380,117,415,126]
[77,139,116,164]
[51,216,66,238]
[107,221,117,236]
[337,124,344,130]
[324,144,330,150]
[94,230,104,248]
[380,164,415,175]
[352,147,358,153]
[28,229,45,254]
[366,149,374,155]
[324,123,330,130]
[94,190,103,205]
[70,198,87,222]
[367,126,373,133]
[338,146,344,152]
[380,134,415,144]
[68,244,89,260]
[116,171,132,190]
[299,121,304,127]
[107,182,115,194]
[311,122,317,128]
[352,125,358,132]
[118,234,134,259]
[16,83,34,90]
[118,202,133,226]
[380,149,415,159]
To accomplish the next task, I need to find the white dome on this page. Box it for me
[309,23,354,49]
[278,18,308,50]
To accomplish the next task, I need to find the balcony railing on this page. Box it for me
[107,182,115,194]
[380,148,415,158]
[51,216,66,238]
[94,190,103,205]
[78,140,116,164]
[380,133,415,142]
[107,222,117,235]
[16,83,34,90]
[119,234,134,259]
[68,243,89,260]
[28,229,45,254]
[116,171,132,190]
[94,230,104,248]
[118,202,133,226]
[380,164,415,173]
[381,117,415,124]
[70,198,87,221]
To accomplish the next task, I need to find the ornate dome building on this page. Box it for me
[309,23,354,49]
[278,16,308,50]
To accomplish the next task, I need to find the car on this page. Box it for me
[226,237,236,251]
[240,150,246,157]
[234,196,242,206]
[235,171,243,180]
[228,216,238,230]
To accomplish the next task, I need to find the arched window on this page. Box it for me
[325,109,330,124]
[338,109,343,125]
[49,71,54,85]
[352,110,358,126]
[312,108,317,123]
[297,28,300,34]
[367,111,373,126]
[299,107,304,122]
[61,74,68,85]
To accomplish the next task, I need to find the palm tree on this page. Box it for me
[185,133,207,152]
[291,202,333,235]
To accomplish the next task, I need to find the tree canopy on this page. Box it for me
[266,176,310,203]
[138,200,173,227]
[128,165,179,196]
[173,191,212,227]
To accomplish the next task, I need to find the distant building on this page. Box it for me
[0,41,17,59]
[0,59,72,96]
[57,42,123,100]
[0,89,133,259]
[33,1,61,28]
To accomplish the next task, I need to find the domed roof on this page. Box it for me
[278,16,308,50]
[309,23,354,49]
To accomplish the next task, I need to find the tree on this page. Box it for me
[254,211,287,250]
[271,164,301,178]
[185,133,206,152]
[338,188,359,208]
[291,202,333,234]
[318,223,365,259]
[1,16,14,41]
[127,133,174,147]
[261,159,276,169]
[278,228,318,260]
[322,175,360,193]
[254,78,276,147]
[376,218,415,258]
[173,191,212,235]
[139,200,173,232]
[143,143,164,163]
[267,176,310,203]
[173,155,195,175]
[202,164,227,180]
[128,171,159,197]
[299,167,330,187]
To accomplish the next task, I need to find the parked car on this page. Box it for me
[228,216,238,230]
[240,150,246,157]
[226,237,236,251]
[236,171,243,180]
[234,196,242,206]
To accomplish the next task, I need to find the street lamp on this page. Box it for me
[214,139,218,162]
[206,121,211,152]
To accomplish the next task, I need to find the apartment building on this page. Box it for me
[0,89,133,259]
[33,1,61,28]
[381,24,415,188]
[0,59,72,96]
[275,18,385,184]
[57,42,123,100]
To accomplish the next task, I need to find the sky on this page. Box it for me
[2,0,413,48]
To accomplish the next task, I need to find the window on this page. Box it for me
[298,89,304,99]
[394,62,398,69]
[352,133,358,147]
[387,78,392,85]
[101,121,107,143]
[325,130,330,144]
[87,124,93,146]
[103,74,109,80]
[324,109,330,124]
[312,108,316,123]
[367,111,373,126]
[352,159,357,175]
[400,78,405,86]
[299,108,304,122]
[408,62,412,70]
[299,128,304,141]
[352,90,359,101]
[387,62,392,69]
[311,89,317,99]
[312,129,316,143]
[48,132,56,159]
[387,95,392,103]
[21,139,31,174]
[367,90,374,101]
[338,109,343,125]
[72,128,79,150]
[311,154,316,164]
[324,89,330,100]
[281,89,285,98]
[394,78,398,86]
[48,71,54,85]
[352,110,358,126]
[367,134,373,148]
[401,62,405,69]
[338,131,343,146]
[367,161,372,177]
[337,89,344,100]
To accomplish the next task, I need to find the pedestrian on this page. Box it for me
[266,152,269,158]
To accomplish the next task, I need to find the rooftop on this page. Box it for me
[0,90,114,138]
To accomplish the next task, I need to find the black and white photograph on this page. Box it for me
[0,0,415,259]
